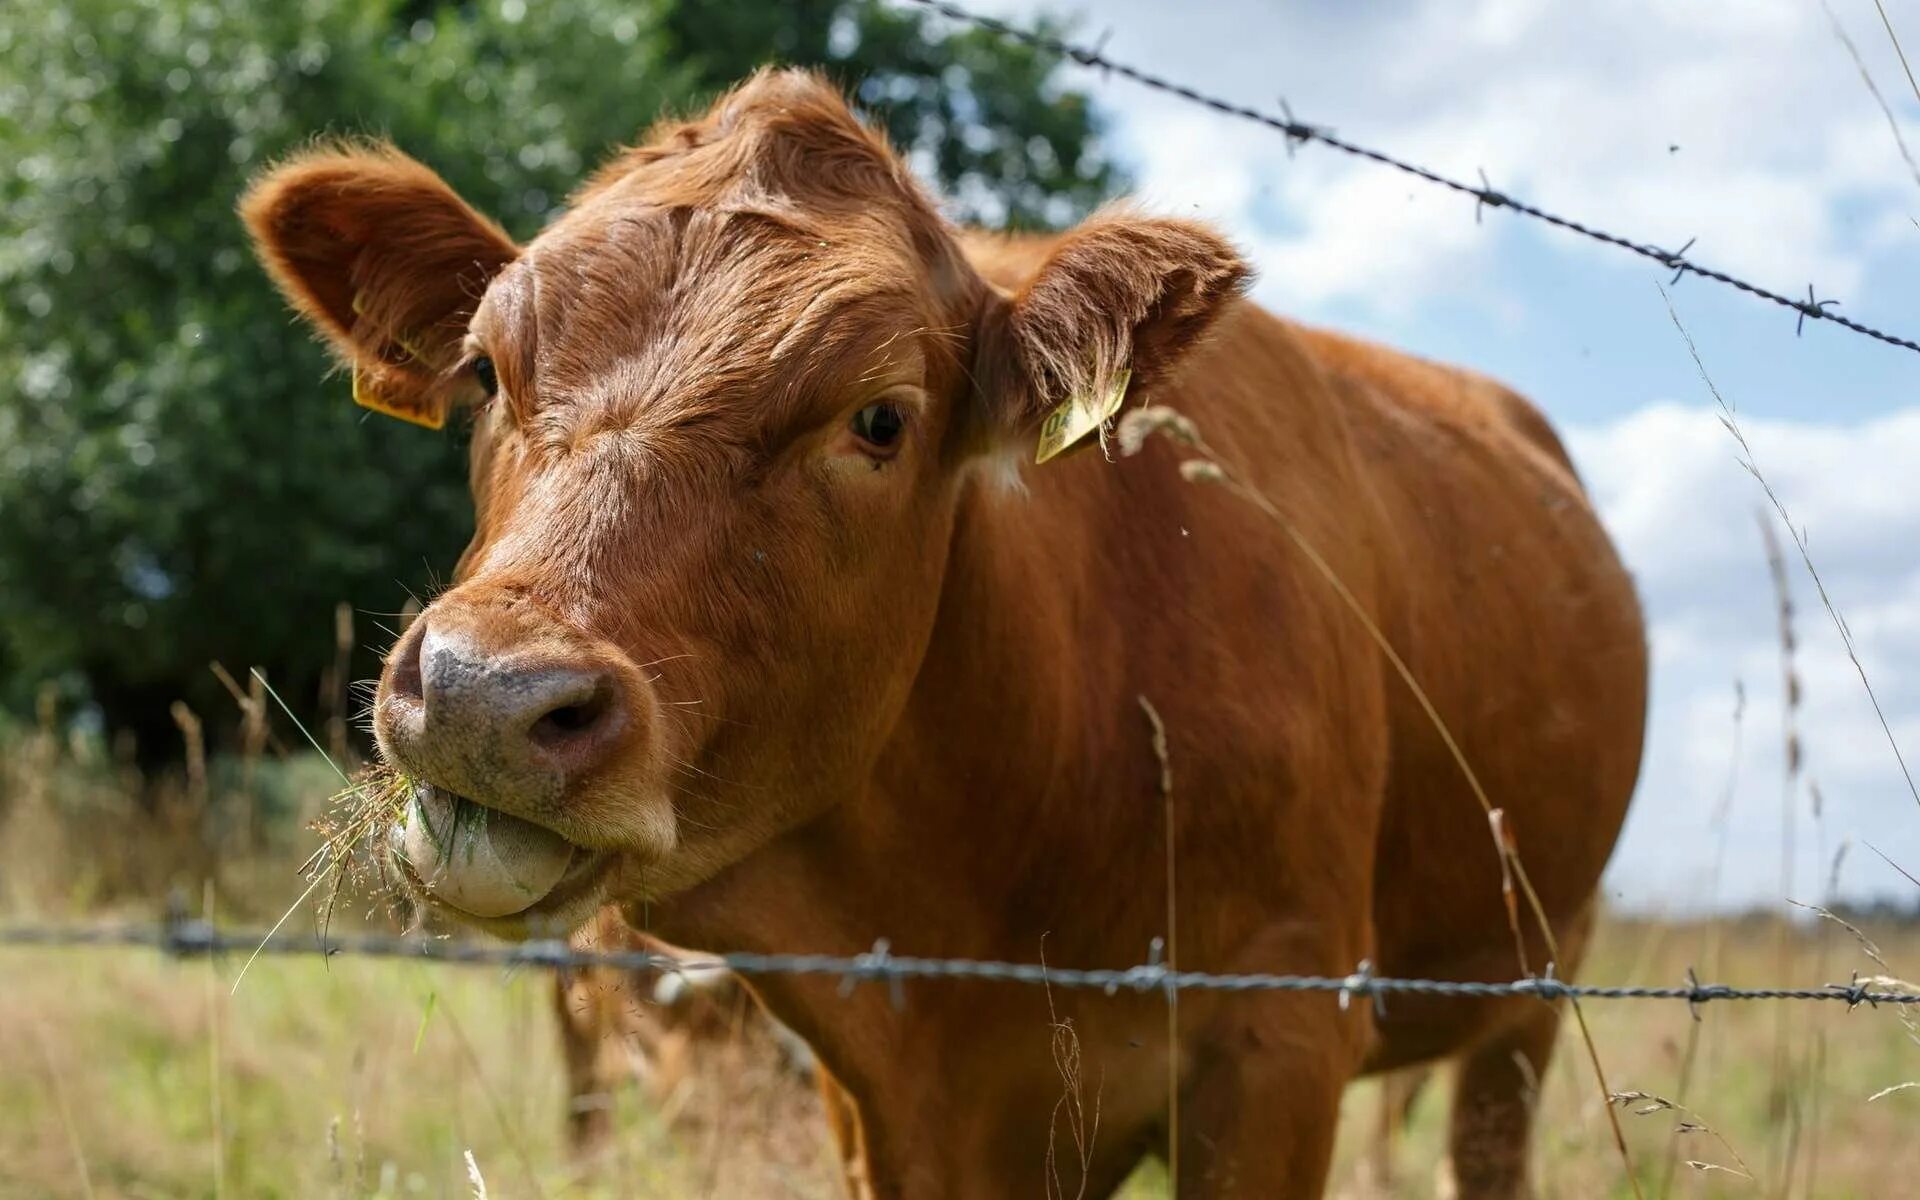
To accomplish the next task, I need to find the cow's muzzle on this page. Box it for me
[372,590,670,925]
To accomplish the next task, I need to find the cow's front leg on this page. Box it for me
[843,1048,1127,1200]
[819,998,1158,1200]
[755,980,1022,1199]
[1177,979,1373,1196]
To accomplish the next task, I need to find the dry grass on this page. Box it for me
[0,708,343,924]
[0,942,848,1199]
[8,910,1920,1198]
[299,763,413,937]
[1324,916,1920,1199]
[5,721,1920,1198]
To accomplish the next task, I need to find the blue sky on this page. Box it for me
[952,0,1920,910]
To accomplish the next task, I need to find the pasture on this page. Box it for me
[4,722,1918,1199]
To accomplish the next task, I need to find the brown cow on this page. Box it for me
[243,69,1646,1198]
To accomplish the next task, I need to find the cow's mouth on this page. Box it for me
[389,782,611,928]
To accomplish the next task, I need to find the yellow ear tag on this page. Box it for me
[1034,368,1131,465]
[347,292,446,429]
[352,363,447,430]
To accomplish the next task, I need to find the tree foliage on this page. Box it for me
[0,0,1119,754]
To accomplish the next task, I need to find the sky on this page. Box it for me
[944,0,1920,912]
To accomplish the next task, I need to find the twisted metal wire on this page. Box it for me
[6,918,1919,1011]
[903,0,1920,356]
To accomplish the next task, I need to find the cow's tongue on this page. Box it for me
[393,784,575,918]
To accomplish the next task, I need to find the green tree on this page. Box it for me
[0,0,1119,758]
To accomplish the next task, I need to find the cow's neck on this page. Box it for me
[657,459,1155,969]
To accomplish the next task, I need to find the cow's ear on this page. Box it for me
[241,144,517,428]
[975,212,1248,455]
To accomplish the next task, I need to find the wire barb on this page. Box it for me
[1829,970,1878,1009]
[1518,960,1569,1003]
[1658,236,1698,285]
[1796,283,1841,336]
[1275,98,1324,158]
[1141,936,1175,1000]
[1684,966,1710,1020]
[1473,167,1510,225]
[1337,958,1376,1014]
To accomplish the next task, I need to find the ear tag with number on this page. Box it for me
[1034,368,1131,465]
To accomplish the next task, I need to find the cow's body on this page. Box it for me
[244,69,1645,1198]
[648,282,1645,1197]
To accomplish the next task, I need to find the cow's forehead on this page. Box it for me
[465,75,975,446]
[472,197,940,445]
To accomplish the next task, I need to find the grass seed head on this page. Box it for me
[1116,405,1200,456]
[302,764,415,931]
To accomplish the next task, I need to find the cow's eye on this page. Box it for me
[471,355,499,398]
[850,403,905,451]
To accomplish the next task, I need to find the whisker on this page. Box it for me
[661,787,725,833]
[636,652,698,671]
[668,754,765,791]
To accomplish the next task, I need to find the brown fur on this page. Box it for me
[554,908,809,1161]
[244,69,1647,1198]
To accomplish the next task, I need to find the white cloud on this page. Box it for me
[1568,404,1920,910]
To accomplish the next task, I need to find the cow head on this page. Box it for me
[243,70,1246,935]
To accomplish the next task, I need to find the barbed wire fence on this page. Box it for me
[6,908,1920,1016]
[904,0,1920,357]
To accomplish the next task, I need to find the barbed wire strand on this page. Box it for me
[902,0,1920,357]
[6,919,1920,1009]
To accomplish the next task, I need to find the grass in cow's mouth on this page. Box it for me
[427,786,486,869]
[298,763,414,937]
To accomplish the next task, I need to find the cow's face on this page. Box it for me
[244,70,1244,934]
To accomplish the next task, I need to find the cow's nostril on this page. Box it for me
[543,703,596,732]
[528,680,617,757]
[387,619,426,703]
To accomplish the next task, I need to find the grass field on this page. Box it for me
[7,921,1920,1199]
[4,728,1919,1198]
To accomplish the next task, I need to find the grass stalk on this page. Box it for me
[204,880,227,1200]
[1660,290,1920,815]
[1139,694,1179,1196]
[1870,0,1920,103]
[31,1019,96,1200]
